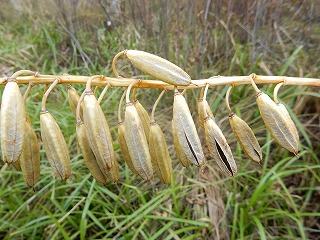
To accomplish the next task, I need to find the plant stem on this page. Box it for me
[1,73,319,88]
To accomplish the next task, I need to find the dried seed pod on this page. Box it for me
[204,117,237,177]
[172,121,191,168]
[273,83,300,150]
[198,99,215,132]
[229,113,262,163]
[124,103,153,181]
[123,50,191,86]
[76,122,108,184]
[0,80,26,163]
[133,100,151,142]
[83,91,116,171]
[256,92,300,155]
[250,75,299,155]
[149,122,172,184]
[277,103,299,143]
[40,111,71,180]
[172,91,206,167]
[105,159,119,183]
[67,85,83,119]
[118,122,139,175]
[19,119,40,188]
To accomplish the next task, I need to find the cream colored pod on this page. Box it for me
[204,118,237,177]
[67,85,83,119]
[229,114,262,164]
[40,110,71,180]
[149,122,172,184]
[1,80,26,163]
[133,100,151,143]
[172,92,206,167]
[118,122,139,175]
[171,121,191,168]
[19,119,40,188]
[83,91,116,172]
[125,50,191,86]
[76,122,109,184]
[198,99,215,133]
[256,92,300,155]
[124,103,153,181]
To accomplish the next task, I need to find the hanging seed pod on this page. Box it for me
[123,81,153,181]
[67,85,83,119]
[76,121,107,184]
[249,76,300,155]
[172,90,206,167]
[118,122,139,175]
[274,83,300,148]
[149,90,172,184]
[133,100,151,142]
[204,117,237,177]
[201,84,237,176]
[149,122,172,184]
[40,111,71,180]
[40,79,71,180]
[198,99,215,132]
[225,85,262,164]
[124,103,153,181]
[229,114,262,163]
[172,121,191,168]
[83,76,116,171]
[19,119,40,188]
[0,79,26,163]
[113,50,191,86]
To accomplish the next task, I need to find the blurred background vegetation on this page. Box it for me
[0,0,319,239]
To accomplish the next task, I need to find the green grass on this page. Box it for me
[0,2,320,239]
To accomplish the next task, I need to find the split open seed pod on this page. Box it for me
[204,117,237,177]
[172,91,206,167]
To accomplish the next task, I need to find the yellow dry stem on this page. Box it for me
[149,123,172,184]
[40,111,71,180]
[0,81,26,163]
